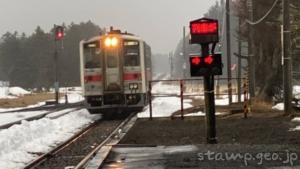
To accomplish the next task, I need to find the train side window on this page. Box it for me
[84,42,101,69]
[124,41,140,67]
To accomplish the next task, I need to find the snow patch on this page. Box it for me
[0,110,48,126]
[292,117,300,122]
[272,103,284,111]
[9,87,30,96]
[138,97,193,118]
[0,109,100,169]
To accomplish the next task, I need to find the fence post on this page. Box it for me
[149,82,153,120]
[180,80,184,120]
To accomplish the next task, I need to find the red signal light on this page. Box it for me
[57,32,63,38]
[204,55,214,65]
[55,26,64,40]
[191,57,201,65]
[191,22,218,34]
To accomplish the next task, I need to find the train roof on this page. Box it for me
[82,30,143,44]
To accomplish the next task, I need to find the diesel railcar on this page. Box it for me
[80,28,152,115]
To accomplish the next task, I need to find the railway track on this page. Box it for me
[0,101,84,114]
[24,112,137,169]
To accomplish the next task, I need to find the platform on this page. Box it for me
[101,144,300,169]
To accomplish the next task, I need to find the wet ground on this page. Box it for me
[120,112,300,145]
[99,111,300,168]
[102,144,300,169]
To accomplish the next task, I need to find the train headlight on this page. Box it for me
[129,83,138,90]
[105,38,111,47]
[105,37,118,47]
[111,37,118,46]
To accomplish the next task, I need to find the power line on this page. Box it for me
[246,0,280,25]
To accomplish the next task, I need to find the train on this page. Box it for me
[79,28,152,117]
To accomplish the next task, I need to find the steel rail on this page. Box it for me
[23,117,101,169]
[74,112,137,169]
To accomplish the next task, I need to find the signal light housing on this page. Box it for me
[190,18,219,44]
[190,54,223,77]
[55,26,64,40]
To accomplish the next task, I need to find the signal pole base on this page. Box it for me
[207,138,218,144]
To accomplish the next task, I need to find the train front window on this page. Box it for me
[84,42,101,69]
[106,49,119,68]
[124,41,140,67]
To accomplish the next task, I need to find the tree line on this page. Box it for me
[0,21,102,90]
[235,0,300,100]
[173,0,300,101]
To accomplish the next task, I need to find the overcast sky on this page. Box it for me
[0,0,217,53]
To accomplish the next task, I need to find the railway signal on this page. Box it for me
[189,18,222,144]
[190,18,219,44]
[55,25,64,40]
[190,54,222,77]
[53,25,64,104]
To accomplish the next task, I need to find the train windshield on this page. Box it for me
[83,41,101,69]
[124,41,140,67]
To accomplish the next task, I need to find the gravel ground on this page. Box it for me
[36,120,122,169]
[120,112,300,145]
[113,111,300,168]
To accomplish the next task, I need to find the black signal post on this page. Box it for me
[189,18,221,144]
[54,25,64,104]
[202,44,217,144]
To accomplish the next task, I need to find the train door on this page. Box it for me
[104,46,122,92]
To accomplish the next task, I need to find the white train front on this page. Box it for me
[79,28,152,115]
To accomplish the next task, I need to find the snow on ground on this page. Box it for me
[273,85,300,111]
[138,82,228,118]
[59,93,84,104]
[292,117,300,122]
[151,82,180,95]
[0,110,48,126]
[0,87,17,99]
[272,103,284,111]
[0,87,9,99]
[8,87,30,96]
[0,109,101,169]
[293,85,300,95]
[290,117,300,131]
[182,111,225,117]
[0,102,45,113]
[45,108,78,119]
[138,97,193,118]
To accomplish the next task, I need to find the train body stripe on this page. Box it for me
[123,73,141,81]
[84,75,102,82]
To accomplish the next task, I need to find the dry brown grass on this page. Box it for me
[0,93,61,108]
[250,99,275,112]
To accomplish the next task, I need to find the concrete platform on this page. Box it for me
[101,144,300,169]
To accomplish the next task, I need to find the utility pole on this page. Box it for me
[226,0,232,104]
[169,51,173,77]
[248,0,255,99]
[183,26,187,79]
[283,0,292,115]
[237,17,242,103]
